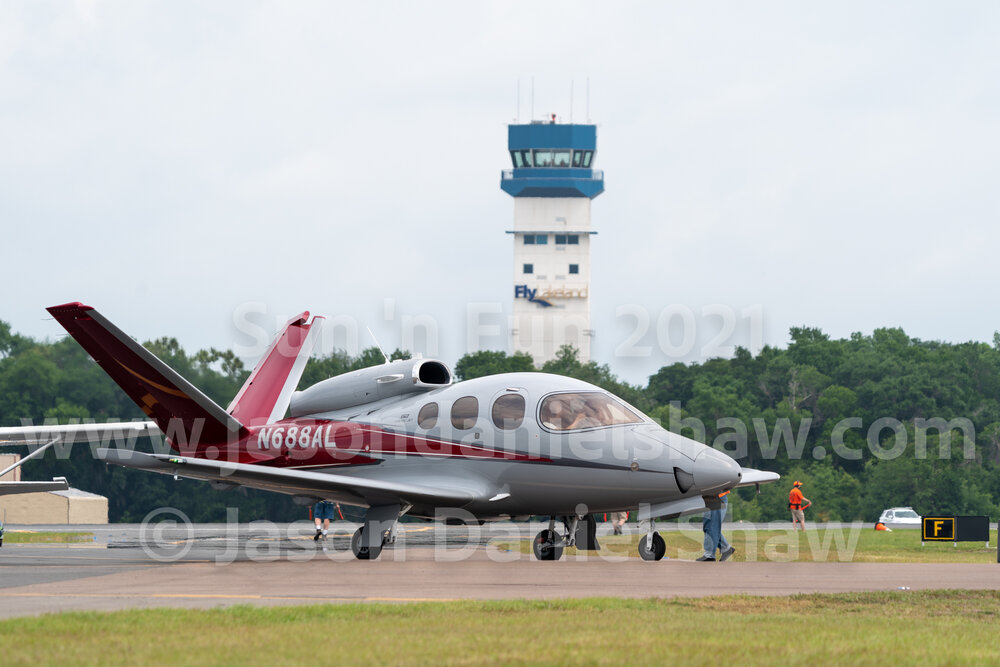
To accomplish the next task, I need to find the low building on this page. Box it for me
[0,453,108,524]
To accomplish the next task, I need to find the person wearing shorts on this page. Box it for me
[789,481,810,531]
[313,500,337,541]
[610,511,628,535]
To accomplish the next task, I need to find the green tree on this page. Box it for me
[541,345,648,410]
[454,350,535,380]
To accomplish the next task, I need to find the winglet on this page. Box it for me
[227,312,324,425]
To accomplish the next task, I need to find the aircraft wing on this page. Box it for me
[0,422,160,445]
[0,478,69,496]
[98,449,491,508]
[736,467,780,487]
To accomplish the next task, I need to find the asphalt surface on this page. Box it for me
[0,522,996,619]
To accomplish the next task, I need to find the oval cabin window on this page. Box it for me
[492,394,525,430]
[417,403,438,429]
[450,396,479,430]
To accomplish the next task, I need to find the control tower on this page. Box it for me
[501,117,604,364]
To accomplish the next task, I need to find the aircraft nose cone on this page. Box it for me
[692,448,741,494]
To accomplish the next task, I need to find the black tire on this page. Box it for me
[638,532,666,561]
[351,527,383,560]
[532,529,564,561]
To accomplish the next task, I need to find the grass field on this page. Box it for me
[1,592,998,665]
[498,527,999,563]
[1,531,93,544]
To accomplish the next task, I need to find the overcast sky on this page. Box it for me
[2,2,998,385]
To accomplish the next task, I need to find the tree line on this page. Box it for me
[2,318,998,522]
[456,327,1000,522]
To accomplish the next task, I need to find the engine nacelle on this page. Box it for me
[289,358,452,417]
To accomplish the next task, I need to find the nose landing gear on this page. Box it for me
[638,520,667,561]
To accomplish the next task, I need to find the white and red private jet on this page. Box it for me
[0,303,778,560]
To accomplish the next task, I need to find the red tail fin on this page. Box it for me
[226,312,322,426]
[47,303,244,453]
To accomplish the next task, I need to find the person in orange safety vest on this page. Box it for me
[788,481,811,532]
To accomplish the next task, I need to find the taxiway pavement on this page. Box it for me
[0,523,995,619]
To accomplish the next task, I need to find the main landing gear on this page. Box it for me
[532,527,564,561]
[637,519,666,561]
[350,503,407,560]
[532,515,600,561]
[351,523,400,559]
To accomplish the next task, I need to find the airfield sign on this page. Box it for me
[922,515,990,547]
[922,517,955,541]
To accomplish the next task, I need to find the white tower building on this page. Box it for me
[501,119,604,364]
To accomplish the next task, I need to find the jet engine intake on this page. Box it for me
[289,358,452,417]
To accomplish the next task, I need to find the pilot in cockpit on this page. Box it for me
[542,396,602,431]
[541,398,571,430]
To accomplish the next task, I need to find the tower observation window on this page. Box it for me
[510,150,534,167]
[519,149,592,168]
[533,150,553,167]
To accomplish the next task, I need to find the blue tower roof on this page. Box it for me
[500,121,605,199]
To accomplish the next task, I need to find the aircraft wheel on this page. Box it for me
[638,532,666,561]
[351,527,383,560]
[532,529,564,561]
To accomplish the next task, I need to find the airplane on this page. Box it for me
[0,302,779,560]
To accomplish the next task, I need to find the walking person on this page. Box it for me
[610,511,628,535]
[789,481,811,532]
[313,499,338,541]
[696,491,736,561]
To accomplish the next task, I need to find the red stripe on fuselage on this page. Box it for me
[185,419,551,468]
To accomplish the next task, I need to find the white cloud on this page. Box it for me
[2,1,999,384]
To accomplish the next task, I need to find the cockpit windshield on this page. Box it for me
[539,392,642,431]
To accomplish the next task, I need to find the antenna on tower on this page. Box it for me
[531,76,535,121]
[516,79,520,122]
[570,79,574,123]
[586,77,591,123]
